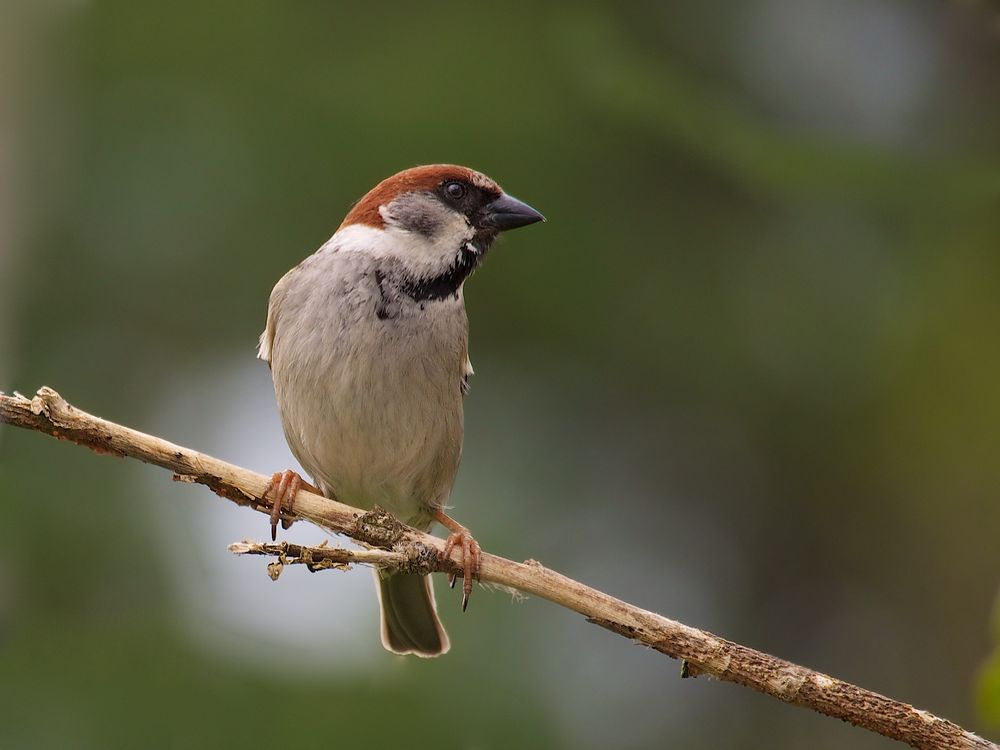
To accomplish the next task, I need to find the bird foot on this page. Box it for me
[263,470,318,540]
[434,510,481,612]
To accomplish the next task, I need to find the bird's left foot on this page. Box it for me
[433,510,481,612]
[263,470,319,540]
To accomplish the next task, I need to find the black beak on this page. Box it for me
[483,193,545,231]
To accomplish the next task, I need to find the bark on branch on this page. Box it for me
[1,386,995,750]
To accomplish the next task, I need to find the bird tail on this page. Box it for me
[375,571,450,657]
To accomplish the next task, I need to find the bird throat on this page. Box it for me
[389,235,494,304]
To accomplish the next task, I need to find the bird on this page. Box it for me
[257,165,544,656]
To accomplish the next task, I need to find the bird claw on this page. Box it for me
[441,526,481,612]
[263,469,304,540]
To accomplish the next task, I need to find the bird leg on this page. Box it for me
[263,470,320,540]
[433,509,481,612]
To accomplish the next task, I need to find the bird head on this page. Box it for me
[336,165,544,282]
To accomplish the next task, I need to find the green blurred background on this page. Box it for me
[2,1,999,748]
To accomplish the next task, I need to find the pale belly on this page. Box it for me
[271,311,466,530]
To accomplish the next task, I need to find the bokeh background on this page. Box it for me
[2,1,999,748]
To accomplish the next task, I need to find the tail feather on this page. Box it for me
[376,571,450,657]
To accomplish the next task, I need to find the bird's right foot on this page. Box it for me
[263,470,319,540]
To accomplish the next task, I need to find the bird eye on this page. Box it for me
[444,181,467,200]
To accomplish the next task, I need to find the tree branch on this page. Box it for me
[227,539,421,579]
[1,386,995,750]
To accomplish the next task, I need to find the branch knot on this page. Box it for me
[353,506,408,548]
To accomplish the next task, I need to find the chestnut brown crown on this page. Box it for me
[339,166,499,230]
[339,165,543,234]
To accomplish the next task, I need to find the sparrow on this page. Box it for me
[257,165,544,656]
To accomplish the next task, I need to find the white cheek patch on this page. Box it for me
[331,224,388,254]
[387,228,471,278]
[336,198,474,279]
